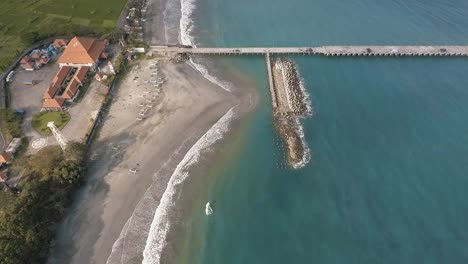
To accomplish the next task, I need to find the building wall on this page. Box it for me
[59,63,93,68]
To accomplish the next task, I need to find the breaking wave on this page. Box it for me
[179,0,233,92]
[142,107,236,264]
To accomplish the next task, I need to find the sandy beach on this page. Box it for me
[47,58,238,264]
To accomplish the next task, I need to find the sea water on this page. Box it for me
[146,0,468,263]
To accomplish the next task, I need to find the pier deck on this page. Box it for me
[150,44,468,120]
[151,45,468,57]
[265,52,278,108]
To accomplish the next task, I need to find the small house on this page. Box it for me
[42,98,65,110]
[0,152,12,166]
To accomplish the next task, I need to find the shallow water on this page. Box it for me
[147,0,468,263]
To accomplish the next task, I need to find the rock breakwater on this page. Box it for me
[271,58,310,168]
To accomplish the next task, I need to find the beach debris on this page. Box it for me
[129,168,138,174]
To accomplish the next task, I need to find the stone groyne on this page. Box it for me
[270,58,310,168]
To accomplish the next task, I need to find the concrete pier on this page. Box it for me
[265,52,278,108]
[151,45,468,57]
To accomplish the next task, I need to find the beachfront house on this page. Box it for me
[57,37,107,68]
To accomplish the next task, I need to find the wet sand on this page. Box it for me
[47,59,237,264]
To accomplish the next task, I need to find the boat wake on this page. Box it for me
[142,107,236,264]
[205,202,214,216]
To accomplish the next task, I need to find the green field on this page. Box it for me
[32,111,70,136]
[0,0,127,72]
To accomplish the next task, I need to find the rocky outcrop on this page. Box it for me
[169,53,190,63]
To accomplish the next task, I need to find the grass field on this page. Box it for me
[0,0,127,72]
[32,111,71,136]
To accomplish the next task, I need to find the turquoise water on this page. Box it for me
[183,0,468,263]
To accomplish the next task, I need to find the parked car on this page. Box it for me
[23,80,35,85]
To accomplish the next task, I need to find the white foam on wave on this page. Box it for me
[179,0,196,47]
[292,117,311,169]
[291,62,313,169]
[179,0,233,92]
[105,142,189,264]
[294,61,314,117]
[142,107,236,264]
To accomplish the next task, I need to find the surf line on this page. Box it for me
[142,106,236,264]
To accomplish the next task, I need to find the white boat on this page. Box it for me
[205,202,213,216]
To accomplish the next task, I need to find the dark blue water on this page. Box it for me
[180,0,468,263]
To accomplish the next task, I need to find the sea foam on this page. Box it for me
[142,107,236,264]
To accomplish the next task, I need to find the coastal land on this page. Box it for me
[45,0,259,262]
[47,56,241,263]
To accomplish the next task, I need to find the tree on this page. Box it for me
[0,109,23,138]
[52,160,85,186]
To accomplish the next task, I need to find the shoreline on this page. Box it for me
[47,58,245,264]
[48,0,259,263]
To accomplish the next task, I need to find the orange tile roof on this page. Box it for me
[42,98,65,109]
[31,52,41,59]
[0,152,11,163]
[57,37,106,65]
[74,66,89,83]
[20,56,29,64]
[22,62,34,69]
[63,78,81,100]
[43,66,71,99]
[53,39,70,48]
[39,57,50,64]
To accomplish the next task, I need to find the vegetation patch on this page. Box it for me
[32,112,71,136]
[0,109,23,141]
[0,0,127,72]
[0,142,87,263]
